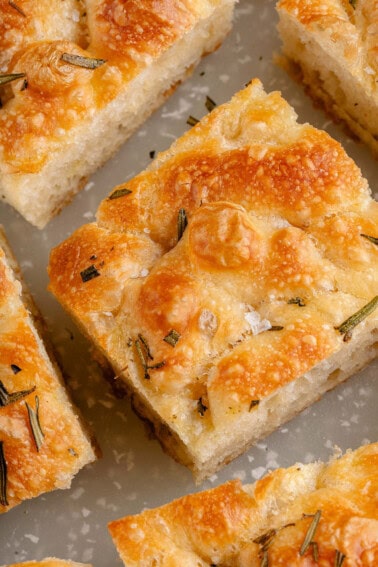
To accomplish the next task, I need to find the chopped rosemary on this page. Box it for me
[26,396,44,451]
[260,551,269,567]
[61,53,106,69]
[288,297,306,307]
[80,264,100,282]
[8,0,26,16]
[205,95,217,112]
[336,296,378,340]
[361,233,378,246]
[163,329,181,347]
[299,510,321,556]
[108,187,132,200]
[268,325,284,331]
[0,381,35,407]
[177,208,188,241]
[197,397,208,416]
[10,364,21,374]
[249,399,260,411]
[0,73,26,86]
[0,441,8,506]
[134,335,165,379]
[311,541,319,562]
[335,550,346,567]
[187,115,199,127]
[254,529,276,551]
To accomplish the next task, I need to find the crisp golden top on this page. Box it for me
[0,234,96,513]
[0,0,213,173]
[48,79,378,458]
[109,443,378,566]
[5,561,91,567]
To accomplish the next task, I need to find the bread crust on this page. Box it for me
[277,0,378,157]
[3,561,91,567]
[108,443,378,566]
[0,0,236,227]
[0,227,96,513]
[48,79,378,482]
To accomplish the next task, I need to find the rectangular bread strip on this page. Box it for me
[0,0,236,227]
[0,227,96,512]
[108,442,378,566]
[48,78,378,482]
[276,0,378,157]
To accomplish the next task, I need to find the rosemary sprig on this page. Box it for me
[197,397,208,416]
[108,187,132,200]
[8,0,26,16]
[163,329,181,347]
[205,95,217,112]
[288,297,306,307]
[336,296,378,340]
[0,441,8,506]
[335,550,346,566]
[361,233,378,246]
[25,396,44,451]
[0,381,36,407]
[80,264,100,282]
[0,73,26,86]
[299,510,321,556]
[249,399,260,411]
[187,115,199,127]
[177,208,188,241]
[61,53,107,69]
[134,335,165,379]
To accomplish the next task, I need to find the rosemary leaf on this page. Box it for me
[361,233,378,246]
[254,529,276,551]
[197,397,208,416]
[80,264,100,283]
[249,399,260,411]
[349,0,356,8]
[260,551,269,567]
[186,115,199,127]
[163,329,181,347]
[205,95,217,112]
[336,296,378,339]
[8,0,26,16]
[108,187,132,200]
[61,53,106,69]
[0,381,36,407]
[288,297,306,307]
[311,541,319,562]
[26,396,44,451]
[0,73,26,86]
[299,510,321,556]
[335,550,346,567]
[138,334,153,360]
[268,326,284,331]
[135,336,165,379]
[177,208,188,241]
[0,441,8,506]
[10,364,21,374]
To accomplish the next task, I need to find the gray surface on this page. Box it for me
[0,1,377,564]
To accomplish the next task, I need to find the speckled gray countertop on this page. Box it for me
[0,1,377,565]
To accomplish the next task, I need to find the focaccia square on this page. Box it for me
[276,0,378,157]
[0,0,236,227]
[0,227,96,512]
[48,79,378,482]
[108,442,378,566]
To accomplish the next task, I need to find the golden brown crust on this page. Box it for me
[277,0,378,155]
[4,561,91,567]
[48,79,378,480]
[108,443,378,566]
[0,0,236,226]
[0,228,96,513]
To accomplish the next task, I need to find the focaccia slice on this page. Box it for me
[0,227,96,512]
[108,442,378,566]
[0,0,236,227]
[48,79,378,482]
[276,0,378,157]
